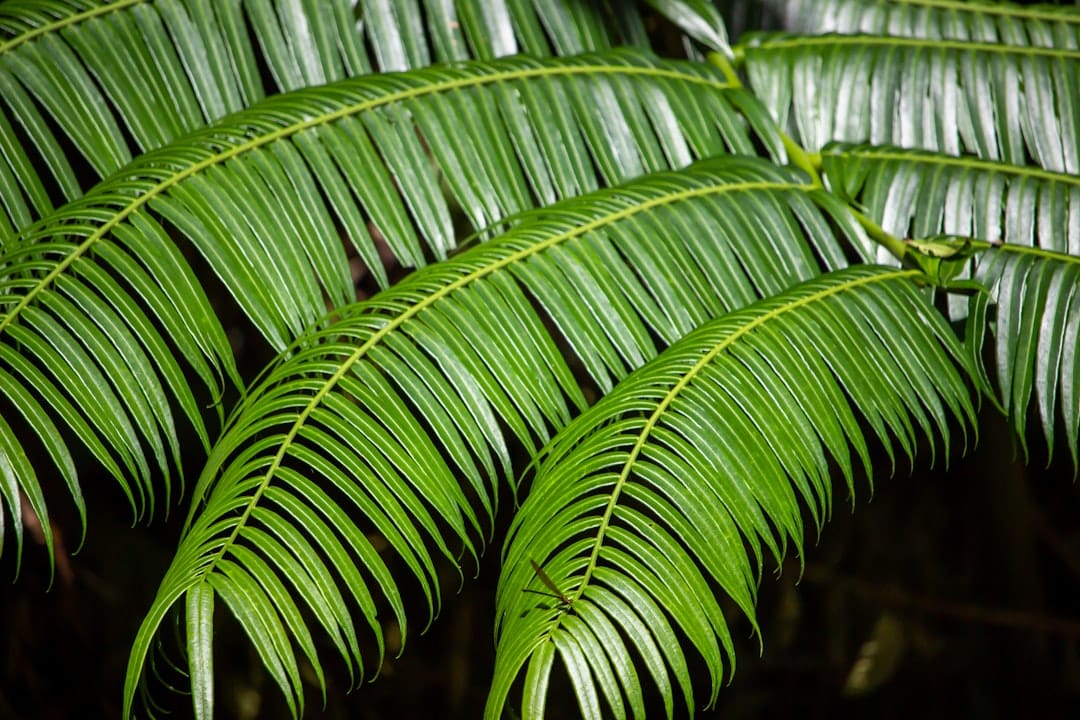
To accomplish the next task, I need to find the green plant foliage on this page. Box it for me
[0,1,1076,718]
[14,51,779,350]
[741,31,1080,170]
[821,144,1080,464]
[730,0,1080,44]
[0,49,785,585]
[489,265,979,719]
[0,0,649,237]
[124,156,871,718]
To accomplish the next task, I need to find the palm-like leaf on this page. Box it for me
[821,143,1080,466]
[0,49,783,571]
[123,156,871,718]
[2,1,1076,717]
[489,265,979,719]
[729,0,1079,44]
[0,0,651,238]
[822,143,1079,254]
[972,248,1080,466]
[740,30,1080,172]
[0,206,234,572]
[14,50,776,350]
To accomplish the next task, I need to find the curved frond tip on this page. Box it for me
[975,248,1080,469]
[488,265,979,719]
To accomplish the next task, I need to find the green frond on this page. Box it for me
[122,156,870,718]
[1,1,1073,716]
[0,0,652,238]
[822,143,1080,253]
[12,50,780,353]
[0,230,231,568]
[739,30,1080,172]
[735,0,1080,45]
[820,142,1080,467]
[0,47,785,582]
[975,247,1080,468]
[0,408,78,577]
[488,265,979,720]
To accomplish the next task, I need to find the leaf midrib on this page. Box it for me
[828,146,1080,187]
[746,33,1080,59]
[0,0,143,56]
[890,0,1080,24]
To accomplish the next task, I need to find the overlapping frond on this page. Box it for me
[822,143,1080,253]
[488,266,979,720]
[740,30,1080,172]
[0,199,236,574]
[13,50,778,351]
[0,48,785,578]
[1,1,1073,717]
[0,0,651,238]
[122,156,870,718]
[821,143,1080,466]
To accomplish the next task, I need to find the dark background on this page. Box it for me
[3,393,1079,719]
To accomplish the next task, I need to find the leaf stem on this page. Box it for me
[784,141,823,187]
[846,206,909,261]
[705,51,741,87]
[705,51,822,188]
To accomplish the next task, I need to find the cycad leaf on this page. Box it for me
[0,0,652,237]
[740,30,1080,172]
[1,49,783,565]
[13,50,780,353]
[0,209,239,569]
[734,0,1080,45]
[976,248,1080,468]
[489,265,979,720]
[820,143,1080,467]
[122,155,870,717]
[822,143,1080,255]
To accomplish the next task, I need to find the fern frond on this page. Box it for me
[740,31,1080,172]
[488,265,979,720]
[0,0,651,237]
[122,156,870,718]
